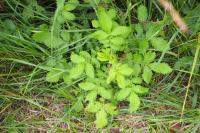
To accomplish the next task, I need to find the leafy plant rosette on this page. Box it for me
[41,3,173,128]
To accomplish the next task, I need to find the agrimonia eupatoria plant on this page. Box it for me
[34,1,173,128]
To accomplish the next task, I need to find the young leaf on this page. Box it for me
[46,69,61,82]
[142,66,153,84]
[107,68,116,84]
[90,30,108,40]
[86,102,102,113]
[108,8,117,19]
[150,37,170,52]
[143,51,156,64]
[63,73,72,84]
[97,51,110,61]
[69,64,84,79]
[132,85,149,94]
[91,20,100,28]
[149,63,173,74]
[116,74,126,89]
[132,77,142,84]
[98,7,112,32]
[98,87,112,100]
[95,109,108,128]
[115,88,131,101]
[64,0,79,11]
[137,5,148,21]
[104,103,118,115]
[70,53,85,63]
[62,11,76,20]
[118,64,133,76]
[85,90,97,102]
[85,63,95,78]
[110,36,124,46]
[138,39,149,54]
[111,26,131,37]
[79,81,96,91]
[129,92,140,112]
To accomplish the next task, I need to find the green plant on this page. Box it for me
[40,2,173,128]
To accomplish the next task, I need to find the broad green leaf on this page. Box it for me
[118,64,133,76]
[137,5,148,21]
[116,74,126,89]
[63,73,72,84]
[150,37,170,52]
[46,69,61,82]
[132,85,149,94]
[90,30,108,40]
[70,53,85,63]
[115,88,131,101]
[98,87,112,100]
[132,77,142,84]
[85,63,95,78]
[62,11,75,20]
[97,51,110,61]
[142,66,153,84]
[107,67,116,84]
[73,98,83,112]
[79,51,91,59]
[95,109,108,128]
[111,26,131,37]
[145,22,163,39]
[64,0,79,11]
[132,64,141,76]
[129,92,140,112]
[61,31,71,41]
[108,8,117,19]
[149,63,173,74]
[85,90,97,102]
[79,81,96,91]
[91,20,100,28]
[133,53,143,63]
[56,0,65,8]
[104,103,118,115]
[69,64,84,79]
[86,102,102,113]
[110,36,124,46]
[138,40,149,54]
[143,51,156,64]
[98,7,112,32]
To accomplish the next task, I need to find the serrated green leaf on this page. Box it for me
[149,63,173,74]
[79,51,91,59]
[118,64,133,76]
[85,90,97,102]
[85,63,95,78]
[63,73,72,84]
[64,0,79,11]
[95,109,108,128]
[133,53,143,63]
[132,85,149,94]
[70,53,85,63]
[91,20,100,28]
[69,64,84,79]
[108,8,117,19]
[138,39,149,54]
[137,5,148,21]
[97,51,110,61]
[86,102,102,113]
[132,64,141,76]
[116,74,126,89]
[129,92,140,112]
[79,81,96,91]
[98,87,112,100]
[150,37,170,52]
[142,66,153,84]
[132,77,142,84]
[110,36,124,46]
[104,103,118,115]
[107,67,116,84]
[143,51,156,64]
[90,30,108,40]
[62,11,75,20]
[98,7,112,32]
[46,69,61,82]
[115,88,131,101]
[111,26,131,37]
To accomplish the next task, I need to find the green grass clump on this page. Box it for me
[0,0,199,132]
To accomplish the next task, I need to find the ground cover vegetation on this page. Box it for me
[0,0,200,132]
